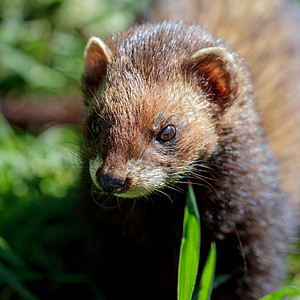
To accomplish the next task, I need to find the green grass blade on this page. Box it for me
[0,236,26,268]
[178,184,201,300]
[259,287,299,300]
[198,243,216,300]
[0,261,38,300]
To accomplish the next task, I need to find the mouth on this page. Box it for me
[92,179,154,199]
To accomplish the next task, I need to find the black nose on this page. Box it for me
[96,173,128,194]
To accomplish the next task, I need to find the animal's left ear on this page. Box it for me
[183,47,238,110]
[82,37,112,99]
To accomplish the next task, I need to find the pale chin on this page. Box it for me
[110,191,149,199]
[89,156,103,184]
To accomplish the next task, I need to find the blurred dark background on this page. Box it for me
[0,0,299,299]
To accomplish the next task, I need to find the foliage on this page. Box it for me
[0,113,93,299]
[178,184,201,300]
[0,113,79,207]
[177,186,299,300]
[0,0,149,98]
[259,287,299,300]
[197,243,216,300]
[177,184,217,300]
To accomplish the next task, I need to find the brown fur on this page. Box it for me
[149,0,300,215]
[79,1,300,299]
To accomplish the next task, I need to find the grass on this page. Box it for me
[178,186,299,300]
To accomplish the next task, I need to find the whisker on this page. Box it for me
[89,86,101,108]
[83,120,97,146]
[189,171,218,183]
[152,188,173,203]
[130,198,137,213]
[233,222,247,275]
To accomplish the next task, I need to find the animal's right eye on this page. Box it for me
[156,125,177,143]
[91,119,100,134]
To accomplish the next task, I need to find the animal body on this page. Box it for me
[79,0,300,299]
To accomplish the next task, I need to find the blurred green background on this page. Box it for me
[0,0,148,299]
[0,0,299,299]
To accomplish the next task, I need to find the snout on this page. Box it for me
[96,171,131,195]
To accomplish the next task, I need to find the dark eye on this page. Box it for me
[157,125,176,143]
[91,119,100,134]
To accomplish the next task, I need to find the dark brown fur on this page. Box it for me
[79,1,300,299]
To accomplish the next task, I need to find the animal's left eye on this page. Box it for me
[91,119,100,134]
[157,125,176,143]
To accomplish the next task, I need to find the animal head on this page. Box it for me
[81,22,244,198]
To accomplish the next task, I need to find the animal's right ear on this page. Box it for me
[183,47,238,113]
[82,37,112,100]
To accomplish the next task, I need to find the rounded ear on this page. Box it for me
[183,47,238,109]
[82,37,112,98]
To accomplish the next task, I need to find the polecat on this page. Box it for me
[79,0,300,299]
